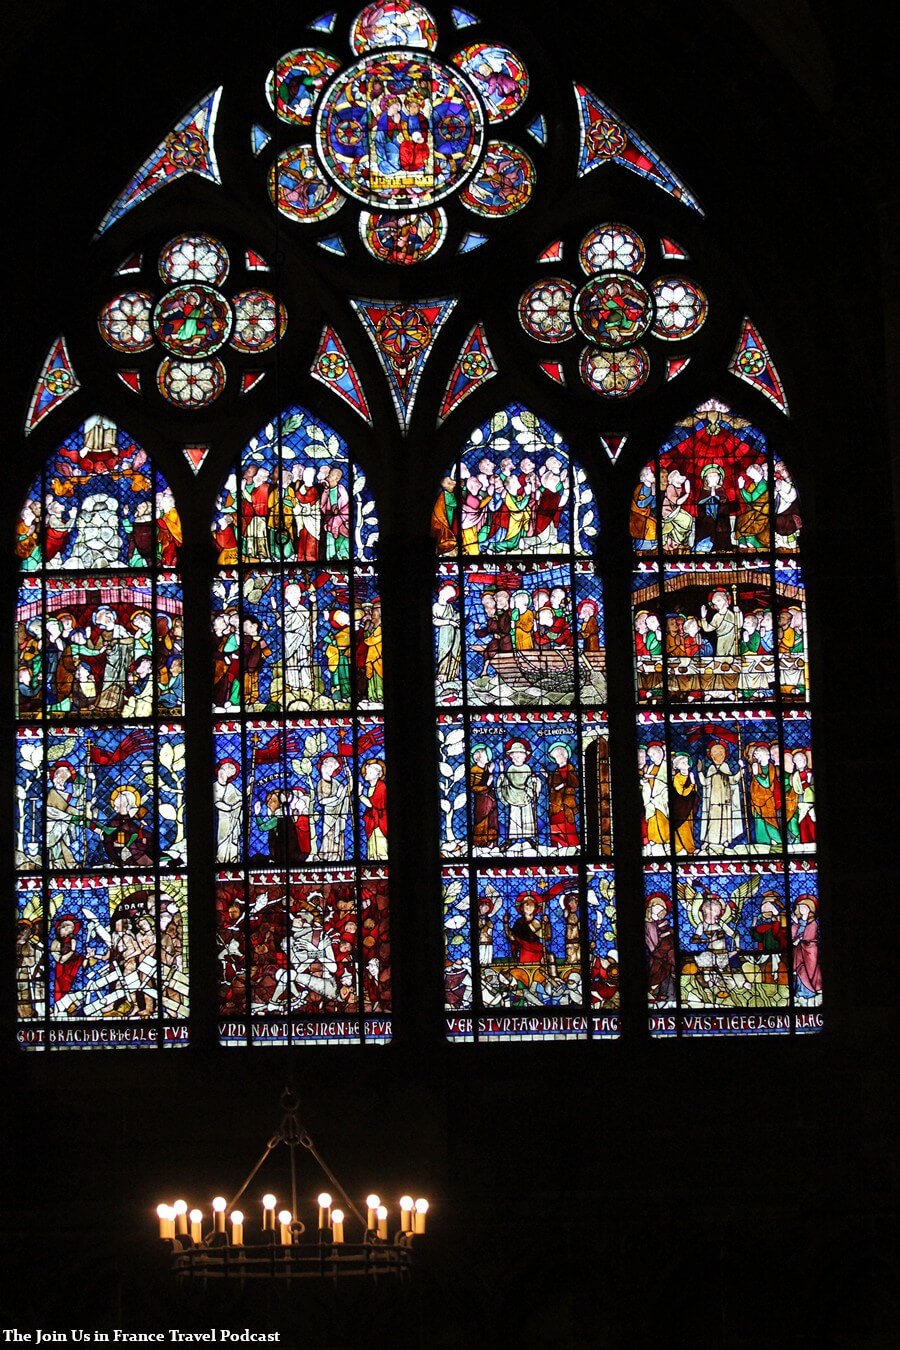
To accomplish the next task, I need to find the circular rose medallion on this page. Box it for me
[518,279,575,343]
[651,276,708,340]
[461,350,490,379]
[315,349,349,381]
[573,273,653,347]
[360,207,447,263]
[737,347,767,378]
[451,44,529,122]
[159,234,229,286]
[269,145,345,222]
[99,291,155,352]
[231,291,287,353]
[376,304,434,362]
[350,1,438,54]
[580,345,650,398]
[459,141,534,217]
[579,224,645,276]
[266,49,343,125]
[315,53,484,209]
[152,285,232,357]
[157,358,226,409]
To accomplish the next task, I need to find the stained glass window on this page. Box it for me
[14,3,826,1057]
[15,417,188,1049]
[433,403,618,1043]
[212,406,390,1046]
[631,400,820,1037]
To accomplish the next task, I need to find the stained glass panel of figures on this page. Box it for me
[212,406,390,1046]
[630,400,821,1037]
[14,416,188,1049]
[432,403,617,1042]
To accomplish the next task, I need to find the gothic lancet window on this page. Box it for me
[632,401,821,1036]
[212,407,391,1046]
[15,417,188,1048]
[433,403,618,1042]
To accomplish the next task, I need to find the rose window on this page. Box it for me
[518,223,707,397]
[263,1,537,264]
[98,234,287,410]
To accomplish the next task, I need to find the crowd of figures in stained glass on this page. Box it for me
[212,407,390,1046]
[14,417,188,1048]
[631,401,821,1035]
[432,403,617,1041]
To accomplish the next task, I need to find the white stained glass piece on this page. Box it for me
[651,276,708,340]
[231,291,286,353]
[579,224,645,276]
[157,358,226,409]
[518,279,575,344]
[98,292,155,353]
[579,344,649,398]
[159,234,230,286]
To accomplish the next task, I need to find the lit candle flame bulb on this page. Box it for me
[377,1205,388,1241]
[262,1193,277,1231]
[366,1194,381,1229]
[278,1210,293,1244]
[189,1209,203,1244]
[331,1208,344,1244]
[414,1198,429,1234]
[172,1199,188,1236]
[231,1210,244,1245]
[317,1192,332,1229]
[399,1195,414,1233]
[212,1196,227,1234]
[157,1203,175,1240]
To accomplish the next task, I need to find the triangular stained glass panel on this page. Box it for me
[240,371,267,395]
[451,7,479,28]
[25,336,80,434]
[665,356,691,382]
[599,433,628,464]
[309,10,338,32]
[115,253,143,275]
[729,318,789,414]
[539,360,566,385]
[182,444,211,474]
[574,84,703,215]
[245,249,270,272]
[526,115,548,145]
[96,88,224,237]
[537,240,564,263]
[251,124,272,157]
[661,236,688,260]
[437,322,498,425]
[116,370,141,394]
[310,326,372,424]
[351,296,456,432]
[318,234,347,256]
[458,232,488,254]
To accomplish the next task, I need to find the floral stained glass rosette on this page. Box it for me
[99,234,287,410]
[519,223,707,397]
[265,3,537,264]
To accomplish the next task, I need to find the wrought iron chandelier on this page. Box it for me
[156,1084,428,1284]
